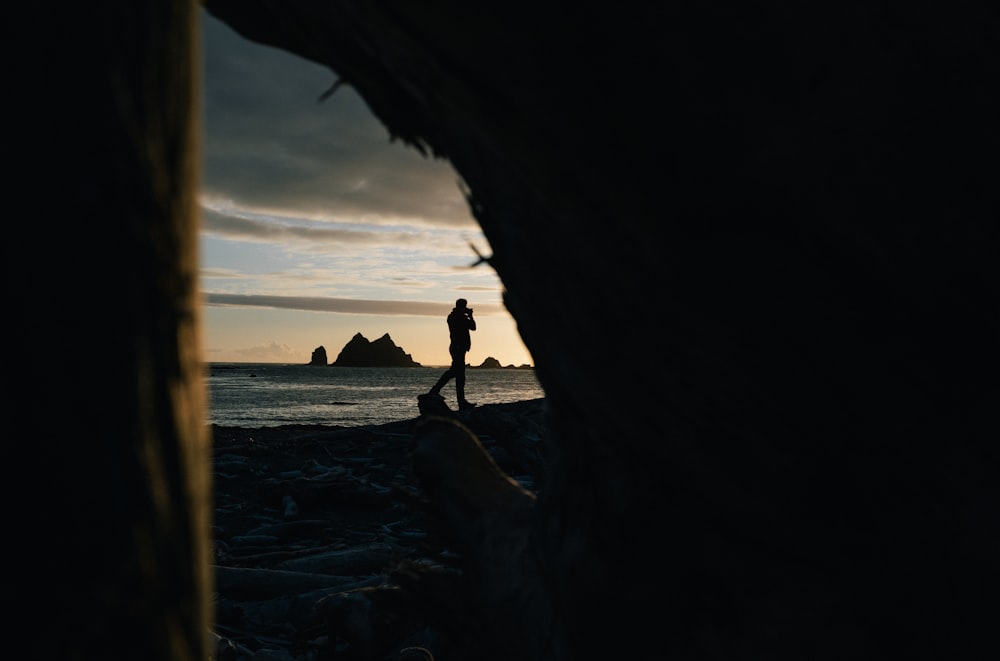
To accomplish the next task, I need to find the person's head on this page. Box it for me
[455,298,468,309]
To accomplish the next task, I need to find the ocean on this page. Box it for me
[205,363,545,428]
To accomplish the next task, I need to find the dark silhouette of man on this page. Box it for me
[428,298,477,409]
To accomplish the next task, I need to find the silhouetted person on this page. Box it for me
[428,298,477,409]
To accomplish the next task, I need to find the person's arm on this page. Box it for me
[467,309,476,331]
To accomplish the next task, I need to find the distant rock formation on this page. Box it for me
[331,332,422,367]
[307,345,328,366]
[473,356,533,369]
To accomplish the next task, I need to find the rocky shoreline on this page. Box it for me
[210,398,550,660]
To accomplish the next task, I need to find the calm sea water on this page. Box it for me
[205,363,544,428]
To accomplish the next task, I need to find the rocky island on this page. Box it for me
[307,346,329,366]
[310,334,533,369]
[472,356,532,369]
[323,332,422,367]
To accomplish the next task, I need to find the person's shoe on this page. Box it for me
[458,400,477,410]
[426,390,444,399]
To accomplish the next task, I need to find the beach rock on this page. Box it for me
[332,332,422,367]
[209,398,550,660]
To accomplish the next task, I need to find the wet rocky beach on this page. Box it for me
[209,398,550,660]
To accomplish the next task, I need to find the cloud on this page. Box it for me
[200,201,435,247]
[203,293,503,316]
[201,12,475,231]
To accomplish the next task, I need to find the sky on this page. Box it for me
[198,10,532,368]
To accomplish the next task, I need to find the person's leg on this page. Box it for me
[430,345,463,396]
[453,350,465,401]
[456,352,475,408]
[429,368,452,395]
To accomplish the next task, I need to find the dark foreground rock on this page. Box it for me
[210,398,549,661]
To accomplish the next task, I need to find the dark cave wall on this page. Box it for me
[12,2,211,659]
[7,1,994,659]
[203,1,999,658]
